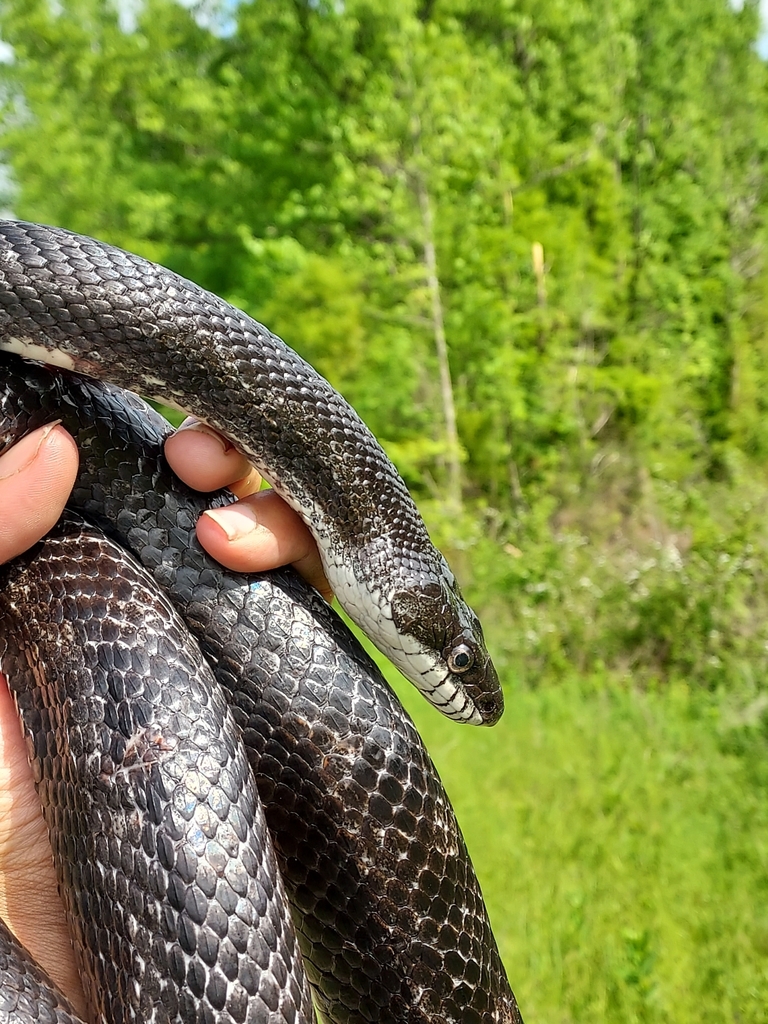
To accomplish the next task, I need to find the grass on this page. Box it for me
[379,666,768,1023]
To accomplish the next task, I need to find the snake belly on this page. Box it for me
[0,355,523,1024]
[0,219,503,726]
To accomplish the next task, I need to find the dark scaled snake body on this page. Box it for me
[0,222,522,1024]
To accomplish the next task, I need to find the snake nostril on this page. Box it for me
[476,694,503,724]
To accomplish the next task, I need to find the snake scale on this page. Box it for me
[0,222,522,1023]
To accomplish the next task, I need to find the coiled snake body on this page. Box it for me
[0,223,521,1023]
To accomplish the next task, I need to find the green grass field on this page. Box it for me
[384,669,768,1023]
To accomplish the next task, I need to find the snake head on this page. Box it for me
[389,577,504,726]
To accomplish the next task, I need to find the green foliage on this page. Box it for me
[3,1,768,1014]
[448,477,768,693]
[2,0,766,523]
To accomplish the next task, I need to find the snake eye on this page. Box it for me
[448,643,474,674]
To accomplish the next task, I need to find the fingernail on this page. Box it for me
[0,422,60,480]
[176,420,234,453]
[202,504,260,541]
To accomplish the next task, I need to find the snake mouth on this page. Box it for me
[442,685,504,726]
[396,661,500,726]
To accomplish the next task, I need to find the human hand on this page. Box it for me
[0,418,330,1013]
[164,418,331,602]
[0,422,85,1009]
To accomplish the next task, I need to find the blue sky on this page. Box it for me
[759,0,768,56]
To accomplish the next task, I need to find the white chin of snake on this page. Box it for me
[1,337,78,369]
[328,562,482,725]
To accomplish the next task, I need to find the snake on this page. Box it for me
[0,220,502,728]
[0,222,520,1022]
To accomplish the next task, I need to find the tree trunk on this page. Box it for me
[415,174,463,509]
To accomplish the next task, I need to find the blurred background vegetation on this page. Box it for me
[2,0,768,1018]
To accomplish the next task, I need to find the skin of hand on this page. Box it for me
[0,419,330,1014]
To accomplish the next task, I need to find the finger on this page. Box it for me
[0,674,87,1015]
[197,490,333,603]
[164,419,262,496]
[0,424,79,565]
